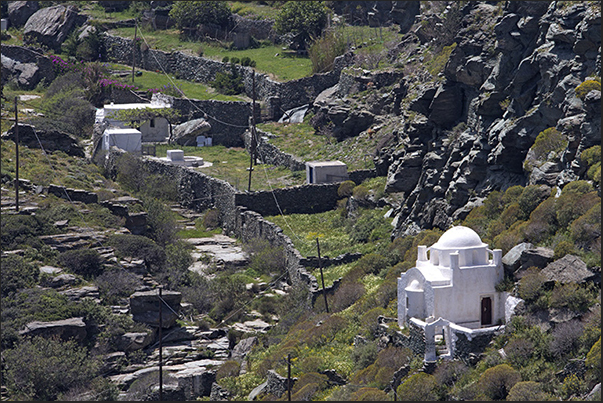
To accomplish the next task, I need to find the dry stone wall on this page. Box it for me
[103,34,353,114]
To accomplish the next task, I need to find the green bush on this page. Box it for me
[169,1,232,36]
[1,211,55,250]
[95,269,142,305]
[240,56,251,66]
[517,267,544,302]
[107,234,166,272]
[59,248,103,279]
[397,372,438,401]
[216,360,241,381]
[517,185,551,220]
[585,337,601,385]
[530,127,567,160]
[556,181,599,228]
[308,30,347,73]
[350,387,389,401]
[274,1,328,50]
[479,364,521,400]
[338,180,356,198]
[550,282,593,313]
[202,208,221,229]
[222,56,230,63]
[553,240,576,260]
[575,78,601,99]
[506,381,549,401]
[1,255,38,297]
[2,336,100,401]
[142,196,180,246]
[211,66,245,95]
[245,238,286,276]
[351,341,378,370]
[581,145,601,184]
[570,203,601,249]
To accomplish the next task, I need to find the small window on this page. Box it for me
[150,118,155,128]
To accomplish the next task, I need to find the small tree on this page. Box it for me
[479,364,521,400]
[274,1,329,50]
[169,1,232,39]
[397,372,438,401]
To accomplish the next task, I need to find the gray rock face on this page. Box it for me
[8,1,39,28]
[231,336,257,361]
[520,247,555,271]
[23,5,87,51]
[541,254,595,285]
[170,118,211,146]
[115,331,154,352]
[1,45,56,90]
[2,123,84,157]
[19,317,87,342]
[390,1,420,33]
[502,242,534,273]
[130,289,182,328]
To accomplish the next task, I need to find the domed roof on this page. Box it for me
[432,226,486,249]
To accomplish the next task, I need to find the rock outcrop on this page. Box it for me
[2,123,84,157]
[1,45,56,90]
[129,289,182,328]
[19,317,87,342]
[170,118,211,146]
[8,1,39,28]
[23,4,87,51]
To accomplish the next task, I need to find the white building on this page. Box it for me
[96,98,172,143]
[306,161,348,184]
[398,226,505,329]
[102,127,142,154]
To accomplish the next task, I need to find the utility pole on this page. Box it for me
[316,238,329,313]
[247,70,257,192]
[287,353,291,402]
[158,286,163,401]
[13,97,19,212]
[132,20,138,83]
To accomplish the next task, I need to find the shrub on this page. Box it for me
[330,281,364,312]
[499,202,522,228]
[581,145,601,184]
[211,66,244,95]
[575,78,601,99]
[479,364,521,400]
[222,56,229,63]
[349,387,389,401]
[59,248,103,278]
[433,360,469,388]
[245,238,286,276]
[202,208,221,229]
[585,337,601,385]
[397,372,438,401]
[169,1,232,36]
[504,338,534,368]
[506,381,549,401]
[309,30,347,73]
[550,282,593,312]
[553,240,576,260]
[216,360,241,381]
[274,1,328,50]
[2,336,100,401]
[107,234,166,272]
[570,203,601,249]
[530,127,567,160]
[556,182,599,228]
[142,196,180,246]
[95,269,142,305]
[549,320,584,358]
[290,372,328,401]
[1,254,39,297]
[360,307,387,339]
[240,56,251,66]
[338,180,356,198]
[560,373,586,399]
[502,185,524,205]
[352,185,369,201]
[351,341,378,370]
[517,185,551,220]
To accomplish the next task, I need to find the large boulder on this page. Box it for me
[8,1,39,28]
[23,4,87,51]
[390,1,420,34]
[428,83,463,128]
[502,242,534,273]
[541,255,596,285]
[19,317,87,342]
[170,118,211,146]
[520,247,555,271]
[129,289,182,328]
[1,45,56,90]
[2,124,84,157]
[115,331,154,352]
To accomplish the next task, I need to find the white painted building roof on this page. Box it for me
[432,226,487,249]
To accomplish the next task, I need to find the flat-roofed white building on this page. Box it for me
[306,161,348,184]
[96,97,172,143]
[102,127,142,154]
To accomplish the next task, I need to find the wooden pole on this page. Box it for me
[14,97,19,212]
[158,286,163,401]
[316,238,329,313]
[132,21,138,83]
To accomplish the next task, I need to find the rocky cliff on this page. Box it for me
[317,1,600,238]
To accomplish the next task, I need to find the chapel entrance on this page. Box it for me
[481,297,492,326]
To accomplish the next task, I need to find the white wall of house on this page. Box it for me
[306,161,348,184]
[99,102,171,143]
[102,127,142,154]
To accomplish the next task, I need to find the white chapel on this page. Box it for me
[398,226,505,329]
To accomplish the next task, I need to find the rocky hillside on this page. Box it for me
[310,1,601,238]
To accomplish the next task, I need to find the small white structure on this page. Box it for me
[306,161,348,184]
[398,226,504,329]
[102,127,142,154]
[154,149,207,168]
[96,98,172,143]
[196,135,213,147]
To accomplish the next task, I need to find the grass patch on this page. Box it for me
[107,63,245,101]
[108,27,312,82]
[153,144,305,191]
[311,262,354,288]
[228,1,281,20]
[177,227,222,239]
[258,121,381,170]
